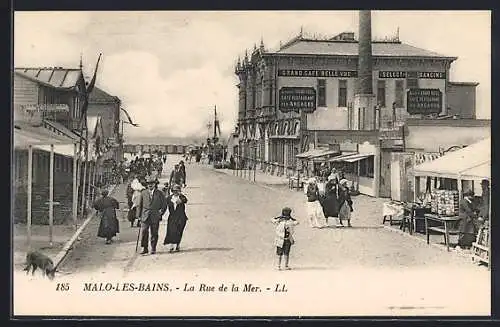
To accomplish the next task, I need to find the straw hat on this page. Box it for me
[307,177,317,184]
[171,184,181,192]
[339,179,349,186]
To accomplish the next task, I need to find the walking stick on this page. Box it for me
[135,221,142,252]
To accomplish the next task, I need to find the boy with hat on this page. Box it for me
[271,207,299,270]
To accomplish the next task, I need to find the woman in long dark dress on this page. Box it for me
[338,179,353,227]
[321,175,340,225]
[93,190,120,244]
[457,191,479,249]
[163,184,188,252]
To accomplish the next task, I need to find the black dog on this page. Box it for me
[23,251,56,280]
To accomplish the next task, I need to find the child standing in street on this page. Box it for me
[271,207,299,270]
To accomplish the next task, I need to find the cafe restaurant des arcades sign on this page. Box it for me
[279,87,316,113]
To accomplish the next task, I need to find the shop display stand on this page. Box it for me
[471,223,489,266]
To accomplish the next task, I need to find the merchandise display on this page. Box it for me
[431,190,459,216]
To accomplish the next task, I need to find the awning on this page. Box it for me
[14,129,76,157]
[34,144,76,157]
[329,152,373,163]
[459,161,490,180]
[413,137,490,180]
[343,153,374,163]
[296,148,339,159]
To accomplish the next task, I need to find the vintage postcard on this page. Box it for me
[12,10,491,317]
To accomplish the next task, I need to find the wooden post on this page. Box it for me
[80,159,88,219]
[413,175,418,202]
[488,185,491,270]
[27,145,33,248]
[86,161,93,209]
[92,160,98,203]
[49,144,54,246]
[253,146,256,182]
[73,143,78,230]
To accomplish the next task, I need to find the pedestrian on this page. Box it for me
[304,178,326,228]
[271,207,299,270]
[93,189,120,244]
[479,179,490,221]
[179,160,187,187]
[456,190,479,250]
[137,176,167,255]
[129,176,145,227]
[338,179,353,227]
[320,175,340,226]
[169,164,183,189]
[163,184,189,252]
[328,168,340,184]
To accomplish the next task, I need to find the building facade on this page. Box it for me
[13,67,87,224]
[234,31,486,197]
[87,87,123,162]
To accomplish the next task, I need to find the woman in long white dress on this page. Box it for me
[130,177,145,227]
[304,178,327,228]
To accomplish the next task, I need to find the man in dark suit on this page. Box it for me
[137,176,167,255]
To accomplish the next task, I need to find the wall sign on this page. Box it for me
[278,69,358,78]
[378,71,446,79]
[279,87,316,113]
[379,126,404,140]
[407,88,442,114]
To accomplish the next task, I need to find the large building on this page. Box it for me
[234,30,489,198]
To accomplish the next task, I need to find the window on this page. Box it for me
[338,80,347,107]
[359,156,374,178]
[406,78,419,90]
[395,80,404,107]
[317,79,326,106]
[377,80,386,107]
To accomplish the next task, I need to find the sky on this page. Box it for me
[14,11,491,143]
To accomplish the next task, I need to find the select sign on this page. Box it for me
[279,87,316,113]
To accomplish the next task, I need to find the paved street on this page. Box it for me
[23,154,486,316]
[60,155,483,272]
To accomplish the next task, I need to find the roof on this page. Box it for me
[275,39,456,59]
[43,120,80,141]
[413,137,490,180]
[14,67,83,90]
[89,86,119,103]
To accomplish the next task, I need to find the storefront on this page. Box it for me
[296,146,340,177]
[412,137,490,265]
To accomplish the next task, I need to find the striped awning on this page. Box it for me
[328,152,373,162]
[296,148,339,159]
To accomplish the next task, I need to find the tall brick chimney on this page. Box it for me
[357,10,373,94]
[353,10,376,130]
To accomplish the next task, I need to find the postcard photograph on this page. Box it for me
[12,10,491,317]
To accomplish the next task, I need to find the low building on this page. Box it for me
[13,66,88,224]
